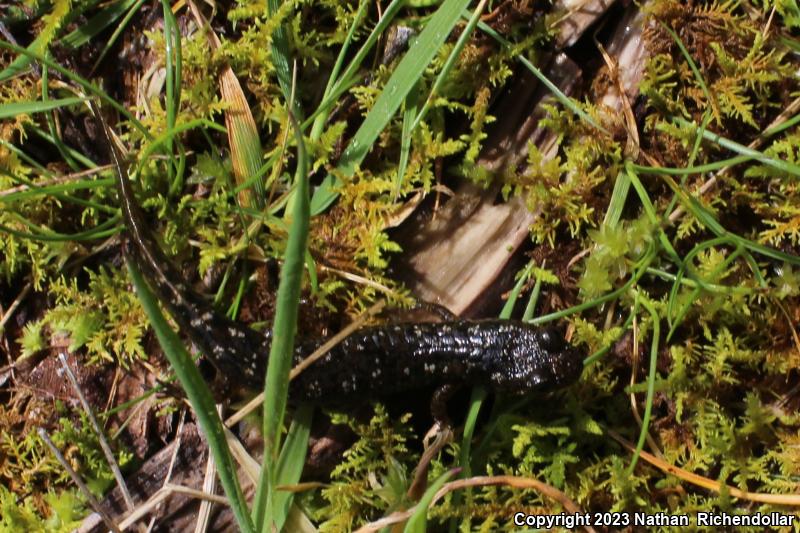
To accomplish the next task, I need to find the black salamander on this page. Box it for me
[99,114,583,403]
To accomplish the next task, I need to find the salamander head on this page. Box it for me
[490,326,583,393]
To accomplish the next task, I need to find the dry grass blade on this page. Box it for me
[354,475,596,533]
[219,70,265,207]
[223,300,386,427]
[407,426,454,501]
[145,412,187,533]
[289,300,386,380]
[608,430,800,505]
[0,281,31,333]
[188,0,264,207]
[194,405,224,533]
[224,425,261,485]
[118,484,231,531]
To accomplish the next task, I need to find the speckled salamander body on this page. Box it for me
[100,116,583,401]
[291,321,582,400]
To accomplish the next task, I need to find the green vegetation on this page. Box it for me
[1,0,800,530]
[0,400,132,532]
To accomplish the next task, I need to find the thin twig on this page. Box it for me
[38,428,123,533]
[317,265,401,297]
[59,353,136,510]
[0,281,32,332]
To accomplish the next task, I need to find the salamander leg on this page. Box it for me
[430,382,458,430]
[381,300,457,324]
[412,384,458,499]
[412,301,457,321]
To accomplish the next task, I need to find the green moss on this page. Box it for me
[0,397,131,531]
[314,405,416,532]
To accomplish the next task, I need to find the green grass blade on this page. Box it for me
[521,268,544,322]
[532,245,658,325]
[27,124,98,168]
[0,138,52,175]
[665,236,729,332]
[0,28,50,82]
[0,97,86,119]
[267,0,299,119]
[0,41,151,138]
[131,119,226,180]
[128,262,255,533]
[271,404,313,530]
[0,178,115,204]
[253,115,310,531]
[659,173,800,265]
[762,110,800,138]
[667,108,716,220]
[627,295,660,475]
[664,118,800,178]
[474,17,608,134]
[161,0,184,194]
[501,259,534,320]
[583,311,635,367]
[309,0,370,141]
[42,60,81,171]
[304,249,319,294]
[631,154,754,176]
[90,0,148,73]
[409,0,488,131]
[307,0,406,137]
[666,246,744,341]
[456,386,486,478]
[395,81,420,197]
[603,170,631,227]
[624,163,682,266]
[0,215,120,242]
[310,0,473,215]
[60,0,138,49]
[780,34,800,52]
[404,469,458,533]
